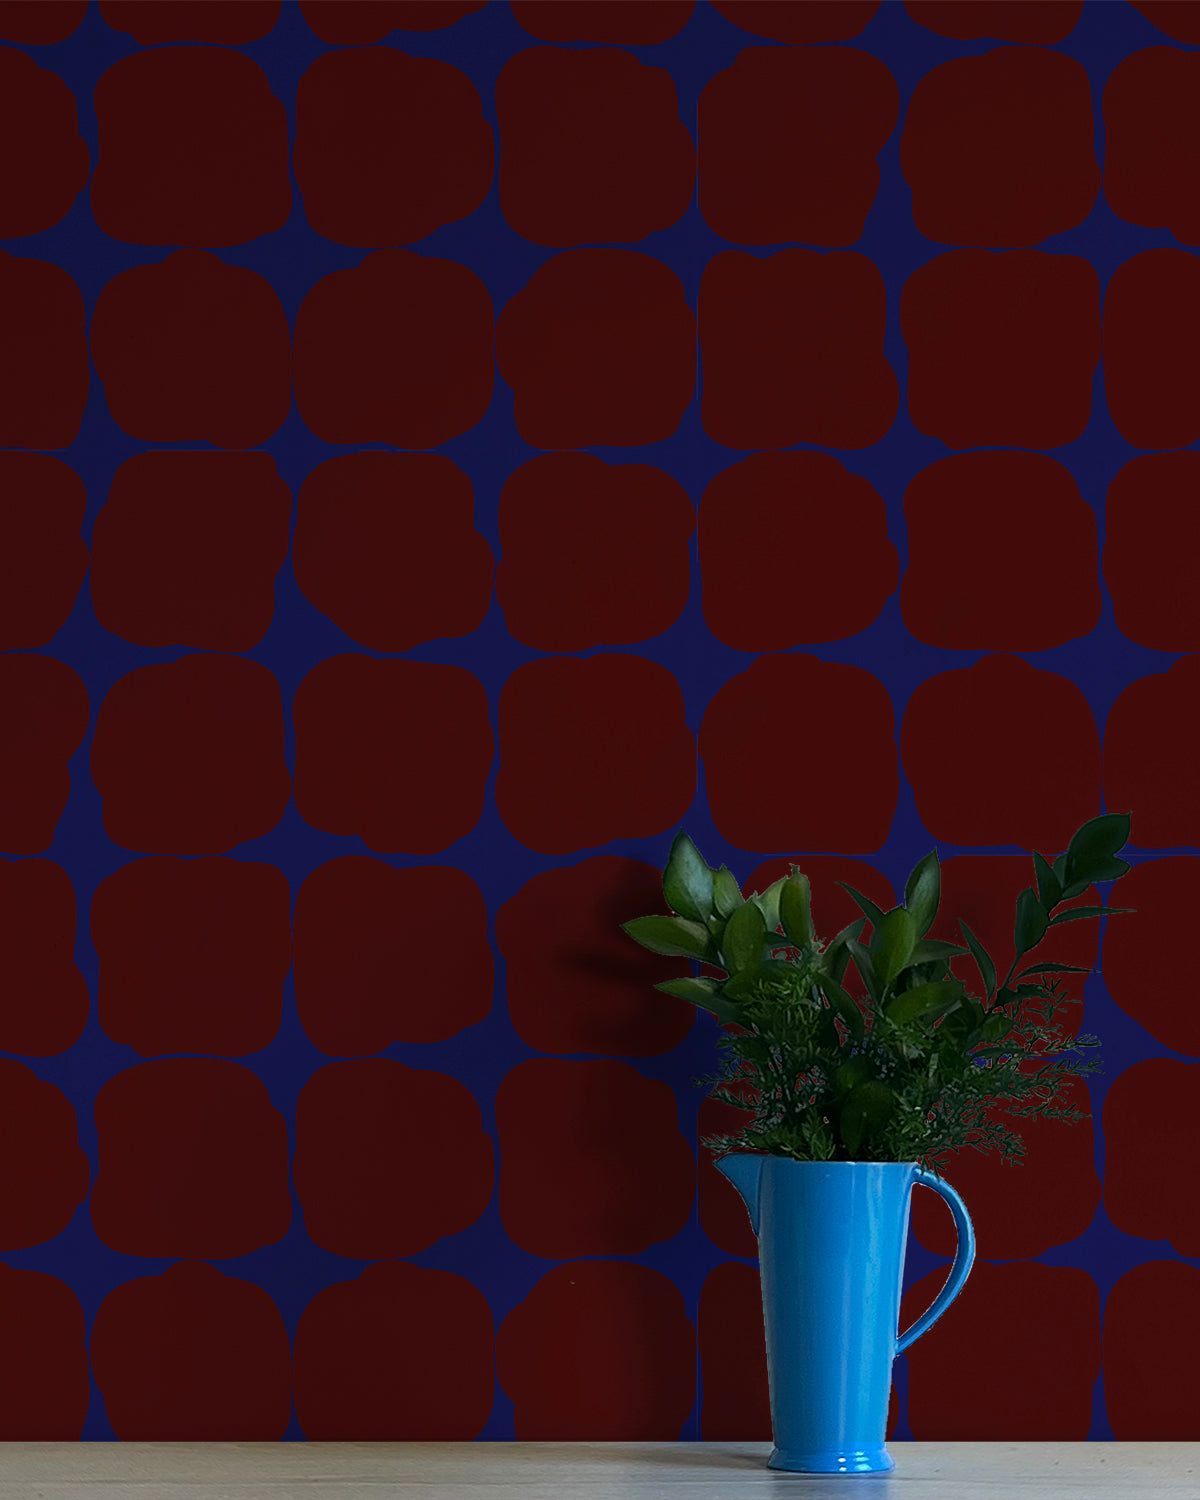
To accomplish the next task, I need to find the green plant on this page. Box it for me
[621,815,1135,1172]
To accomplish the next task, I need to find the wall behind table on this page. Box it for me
[1,0,1197,1444]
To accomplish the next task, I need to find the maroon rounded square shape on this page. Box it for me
[1104,249,1200,450]
[0,1059,90,1250]
[0,251,88,451]
[0,1266,88,1439]
[0,454,88,650]
[1104,453,1200,651]
[0,654,89,858]
[1104,655,1200,850]
[0,48,89,239]
[0,858,88,1057]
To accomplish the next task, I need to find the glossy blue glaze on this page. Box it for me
[714,1155,975,1474]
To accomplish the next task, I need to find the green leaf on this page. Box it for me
[621,915,712,960]
[1047,905,1136,927]
[886,980,962,1025]
[836,882,886,934]
[722,900,766,973]
[908,937,969,964]
[780,871,816,949]
[846,939,881,1002]
[1014,887,1049,957]
[957,918,996,1001]
[662,831,714,923]
[722,957,795,1001]
[841,1080,894,1156]
[752,877,786,935]
[994,983,1050,1007]
[1016,961,1093,979]
[818,971,865,1044]
[904,849,941,936]
[1032,851,1061,912]
[712,865,745,919]
[654,977,742,1026]
[1061,813,1132,891]
[1060,857,1131,901]
[871,907,919,990]
[834,1056,872,1096]
[823,917,866,984]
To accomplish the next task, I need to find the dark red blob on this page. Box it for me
[699,46,897,247]
[496,855,695,1057]
[1105,1260,1200,1438]
[99,0,281,40]
[900,655,1101,850]
[91,655,292,856]
[296,48,492,248]
[496,1261,696,1439]
[295,250,492,448]
[496,453,694,652]
[0,454,88,650]
[1105,50,1200,246]
[902,48,1098,248]
[294,1059,494,1258]
[91,1263,291,1440]
[1104,859,1200,1055]
[511,1,692,43]
[294,1262,494,1439]
[902,250,1099,449]
[700,654,897,853]
[1104,655,1200,850]
[1104,249,1200,450]
[1105,1059,1200,1255]
[904,1260,1099,1437]
[293,453,493,652]
[495,654,695,856]
[1105,455,1200,651]
[0,1059,90,1249]
[0,654,89,857]
[699,1262,769,1439]
[92,856,291,1058]
[709,0,880,42]
[299,0,486,41]
[1125,0,1200,43]
[0,0,87,42]
[0,1266,88,1439]
[0,49,89,238]
[900,451,1100,651]
[91,452,291,652]
[292,655,493,855]
[294,856,492,1055]
[92,49,289,248]
[497,249,695,449]
[496,1058,693,1257]
[0,252,88,450]
[91,251,292,449]
[0,859,88,1057]
[700,452,898,649]
[498,45,694,248]
[700,249,897,450]
[904,1,1083,41]
[698,1093,763,1258]
[91,1059,291,1258]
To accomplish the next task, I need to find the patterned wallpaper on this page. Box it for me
[1,0,1197,1443]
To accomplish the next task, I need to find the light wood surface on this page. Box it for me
[0,1442,1195,1499]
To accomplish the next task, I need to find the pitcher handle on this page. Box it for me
[895,1168,976,1356]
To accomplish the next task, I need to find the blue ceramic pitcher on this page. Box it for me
[715,1154,975,1474]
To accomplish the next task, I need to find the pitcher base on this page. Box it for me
[768,1444,895,1474]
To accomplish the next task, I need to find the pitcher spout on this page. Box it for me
[714,1152,764,1237]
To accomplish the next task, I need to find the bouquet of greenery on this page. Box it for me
[621,815,1135,1172]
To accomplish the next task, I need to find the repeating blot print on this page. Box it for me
[0,859,88,1057]
[299,0,487,43]
[91,48,290,247]
[1104,454,1200,651]
[0,0,88,43]
[1103,858,1200,1056]
[293,857,492,1055]
[496,1261,696,1439]
[294,1262,494,1439]
[0,252,89,451]
[91,1263,291,1440]
[1104,1058,1200,1255]
[294,250,493,448]
[0,454,88,650]
[294,1059,494,1259]
[1103,249,1200,450]
[904,1,1083,42]
[699,451,899,651]
[497,45,694,247]
[496,856,695,1058]
[0,1266,88,1440]
[900,48,1098,247]
[0,48,89,238]
[1104,1261,1200,1439]
[1103,655,1200,849]
[292,655,493,855]
[91,452,291,652]
[900,451,1101,651]
[0,1060,89,1250]
[496,249,696,449]
[91,1059,292,1259]
[699,248,897,450]
[0,654,89,858]
[698,46,898,247]
[91,857,292,1058]
[90,251,292,450]
[1105,48,1200,245]
[709,0,879,44]
[494,654,695,857]
[295,47,492,247]
[510,0,693,44]
[699,1263,770,1439]
[99,0,282,43]
[495,453,694,652]
[292,453,494,653]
